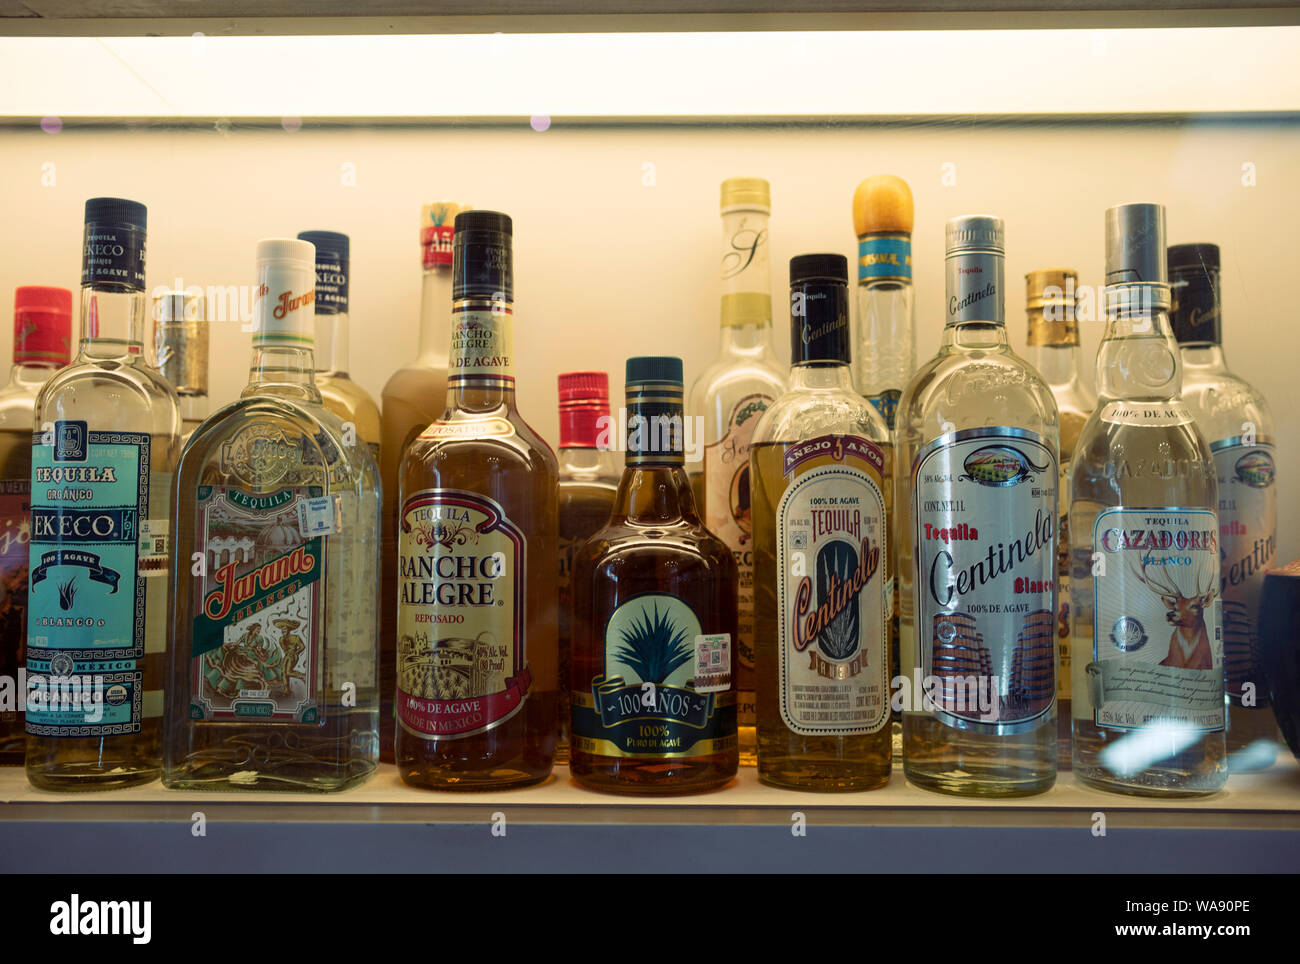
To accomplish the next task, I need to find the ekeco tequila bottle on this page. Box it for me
[896,215,1060,797]
[162,238,380,792]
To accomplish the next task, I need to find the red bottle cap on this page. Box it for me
[558,371,611,449]
[13,285,73,366]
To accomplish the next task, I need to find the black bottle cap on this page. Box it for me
[297,230,348,262]
[626,355,683,389]
[1168,242,1221,345]
[624,356,685,465]
[85,196,146,231]
[453,210,513,301]
[789,253,851,366]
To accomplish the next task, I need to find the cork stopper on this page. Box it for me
[720,177,770,211]
[853,175,914,237]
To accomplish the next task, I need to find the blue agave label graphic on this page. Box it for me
[815,541,862,661]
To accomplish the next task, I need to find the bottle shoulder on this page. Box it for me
[403,410,559,476]
[38,356,180,409]
[753,384,889,446]
[579,518,736,574]
[1179,367,1273,441]
[688,353,786,412]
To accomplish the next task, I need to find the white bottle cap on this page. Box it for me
[254,238,317,347]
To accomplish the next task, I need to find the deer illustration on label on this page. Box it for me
[1128,554,1217,670]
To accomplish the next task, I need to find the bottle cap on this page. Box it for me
[1025,268,1079,347]
[297,230,349,315]
[1105,202,1166,286]
[945,215,1004,255]
[421,201,469,268]
[790,253,848,285]
[558,371,611,449]
[453,210,512,301]
[1168,242,1220,276]
[85,196,146,232]
[13,285,72,366]
[852,175,914,236]
[152,290,209,395]
[789,254,850,366]
[82,196,147,291]
[253,238,317,347]
[1168,242,1221,345]
[626,355,683,388]
[720,177,770,211]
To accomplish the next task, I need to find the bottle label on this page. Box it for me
[703,392,770,725]
[1056,457,1072,702]
[912,428,1058,734]
[0,480,31,726]
[720,208,771,328]
[867,389,901,431]
[312,258,348,314]
[25,425,152,736]
[396,489,531,740]
[1088,507,1224,731]
[946,252,1003,325]
[82,222,146,290]
[1212,439,1277,706]
[857,233,912,284]
[776,435,890,736]
[188,486,324,723]
[449,309,513,379]
[571,593,735,758]
[1100,402,1195,427]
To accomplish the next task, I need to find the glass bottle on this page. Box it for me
[1168,242,1278,766]
[162,238,380,791]
[0,286,72,763]
[896,215,1059,797]
[378,201,466,763]
[571,356,739,794]
[751,254,893,790]
[151,289,210,444]
[26,197,181,791]
[687,177,785,766]
[397,210,558,790]
[556,371,619,765]
[1070,203,1226,796]
[1024,268,1097,770]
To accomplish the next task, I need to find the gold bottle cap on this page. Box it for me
[720,176,770,211]
[1025,267,1080,347]
[853,175,913,237]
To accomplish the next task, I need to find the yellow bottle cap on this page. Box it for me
[720,177,770,211]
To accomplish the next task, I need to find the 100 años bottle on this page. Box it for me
[896,215,1060,797]
[1070,204,1226,796]
[751,254,893,790]
[397,211,558,790]
[571,356,739,794]
[163,238,380,791]
[26,198,181,790]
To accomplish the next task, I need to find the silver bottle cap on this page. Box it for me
[1105,202,1166,286]
[945,215,1004,256]
[152,290,209,396]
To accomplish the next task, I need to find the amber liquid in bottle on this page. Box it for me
[570,357,739,795]
[396,211,558,790]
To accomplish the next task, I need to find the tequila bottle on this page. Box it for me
[1070,204,1226,796]
[896,215,1059,797]
[751,254,893,790]
[0,286,71,763]
[1024,268,1096,769]
[162,238,380,792]
[687,177,785,765]
[378,201,466,762]
[1168,242,1278,764]
[397,211,558,790]
[152,290,210,443]
[572,356,739,794]
[299,231,382,464]
[556,371,619,765]
[26,198,182,791]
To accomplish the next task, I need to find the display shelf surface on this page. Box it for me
[2,762,1297,873]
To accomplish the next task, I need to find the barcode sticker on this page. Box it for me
[296,494,343,537]
[139,518,169,577]
[693,633,732,694]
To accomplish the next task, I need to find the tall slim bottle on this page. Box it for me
[26,197,181,790]
[896,215,1059,797]
[162,238,380,791]
[397,211,558,790]
[687,177,785,766]
[556,372,620,765]
[751,254,893,790]
[1168,242,1277,763]
[152,290,210,443]
[378,201,466,762]
[1070,204,1226,796]
[1024,268,1096,769]
[0,287,71,763]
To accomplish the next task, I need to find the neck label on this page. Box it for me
[450,308,514,379]
[858,233,912,284]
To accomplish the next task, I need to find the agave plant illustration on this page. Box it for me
[613,602,693,684]
[58,576,77,611]
[818,543,859,660]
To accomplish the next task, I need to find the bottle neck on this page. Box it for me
[1026,342,1085,389]
[611,464,699,525]
[945,249,1004,330]
[445,296,515,414]
[559,444,621,479]
[418,265,453,366]
[1179,341,1228,375]
[718,320,775,357]
[788,361,856,392]
[313,309,350,375]
[1096,291,1181,402]
[719,204,772,335]
[941,321,1010,351]
[6,361,60,391]
[244,345,322,403]
[78,284,146,361]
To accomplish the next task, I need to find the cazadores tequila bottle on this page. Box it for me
[751,254,893,791]
[163,238,380,791]
[687,177,785,766]
[896,215,1059,797]
[1168,242,1276,764]
[1070,204,1226,796]
[26,198,181,790]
